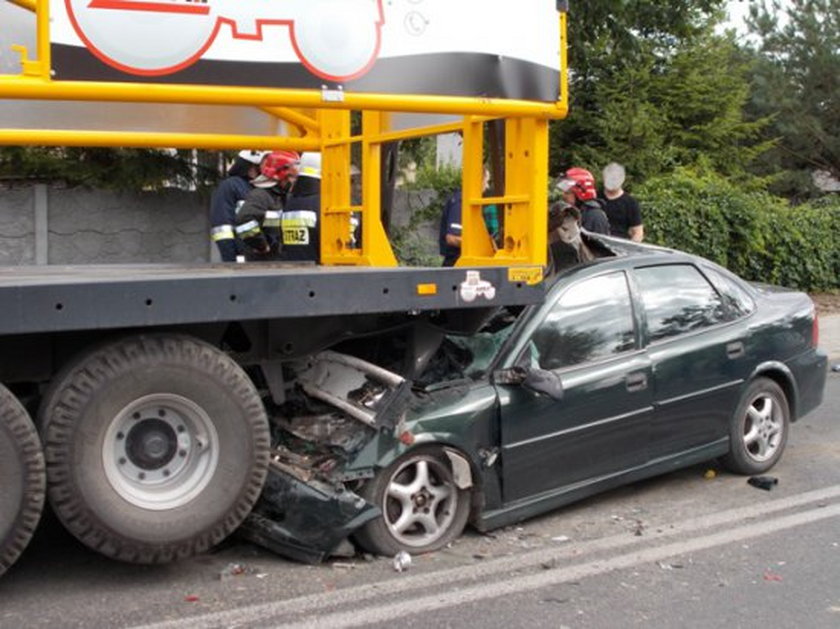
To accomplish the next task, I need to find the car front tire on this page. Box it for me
[354,447,470,556]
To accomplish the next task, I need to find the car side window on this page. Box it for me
[635,264,728,342]
[530,272,636,370]
[701,265,756,320]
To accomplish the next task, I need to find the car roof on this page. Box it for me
[546,233,703,289]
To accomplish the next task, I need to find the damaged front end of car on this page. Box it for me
[238,308,518,563]
[239,350,414,563]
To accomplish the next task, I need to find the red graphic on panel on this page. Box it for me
[65,0,385,81]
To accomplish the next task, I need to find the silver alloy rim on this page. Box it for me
[383,456,457,548]
[742,392,784,462]
[103,394,219,510]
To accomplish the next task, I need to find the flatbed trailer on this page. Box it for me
[0,0,569,575]
[0,263,544,336]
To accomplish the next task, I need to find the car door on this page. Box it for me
[497,270,654,504]
[632,263,751,460]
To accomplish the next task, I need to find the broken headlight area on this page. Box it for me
[238,460,380,564]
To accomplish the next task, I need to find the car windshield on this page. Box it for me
[443,310,519,379]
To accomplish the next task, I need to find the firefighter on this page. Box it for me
[279,152,322,263]
[555,167,610,235]
[209,150,268,262]
[234,151,301,261]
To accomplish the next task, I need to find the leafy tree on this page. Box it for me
[551,1,768,184]
[745,0,840,201]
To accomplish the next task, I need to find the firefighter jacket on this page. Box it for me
[279,177,320,263]
[210,175,252,253]
[234,186,285,261]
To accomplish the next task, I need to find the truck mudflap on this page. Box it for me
[238,461,379,564]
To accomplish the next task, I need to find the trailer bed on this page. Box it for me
[0,263,543,335]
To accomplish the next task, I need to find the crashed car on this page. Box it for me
[240,237,828,563]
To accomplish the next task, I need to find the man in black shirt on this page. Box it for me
[602,162,644,242]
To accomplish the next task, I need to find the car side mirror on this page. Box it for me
[494,366,564,401]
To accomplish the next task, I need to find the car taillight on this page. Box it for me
[812,312,820,349]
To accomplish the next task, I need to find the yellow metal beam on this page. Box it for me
[260,107,321,135]
[0,77,568,120]
[7,0,36,12]
[0,129,320,151]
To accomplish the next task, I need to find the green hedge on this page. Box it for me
[638,172,840,291]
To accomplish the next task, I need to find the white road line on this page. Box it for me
[132,484,840,629]
[284,503,840,629]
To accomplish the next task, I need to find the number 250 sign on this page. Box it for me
[63,0,385,81]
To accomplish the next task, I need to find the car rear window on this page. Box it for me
[700,265,756,319]
[634,264,728,342]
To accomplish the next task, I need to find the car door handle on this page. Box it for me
[726,342,745,359]
[626,372,648,393]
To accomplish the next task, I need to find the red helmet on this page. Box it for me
[559,167,597,202]
[259,150,300,185]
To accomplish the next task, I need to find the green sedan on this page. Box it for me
[241,240,829,562]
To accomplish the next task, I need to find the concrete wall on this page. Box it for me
[0,185,211,265]
[0,184,439,266]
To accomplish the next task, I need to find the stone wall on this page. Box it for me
[0,185,212,265]
[0,184,439,266]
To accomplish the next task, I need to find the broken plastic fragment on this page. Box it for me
[748,476,779,491]
[393,550,412,572]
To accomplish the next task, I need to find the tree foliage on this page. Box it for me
[551,0,769,185]
[745,0,840,201]
[640,169,840,290]
[0,147,222,190]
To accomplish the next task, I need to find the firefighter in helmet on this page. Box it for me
[279,152,322,263]
[234,151,301,261]
[210,150,268,262]
[555,167,610,235]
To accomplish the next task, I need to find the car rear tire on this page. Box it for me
[0,384,46,577]
[354,447,470,556]
[39,335,270,564]
[721,377,789,475]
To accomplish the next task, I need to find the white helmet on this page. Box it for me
[298,152,322,179]
[238,150,270,165]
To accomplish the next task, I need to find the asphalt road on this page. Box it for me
[1,372,838,629]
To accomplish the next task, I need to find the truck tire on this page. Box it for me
[0,384,46,577]
[39,335,270,564]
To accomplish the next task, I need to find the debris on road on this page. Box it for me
[393,551,412,572]
[184,595,200,603]
[704,469,717,480]
[748,476,779,491]
[657,561,684,570]
[331,562,357,570]
[763,571,784,582]
[218,563,252,581]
